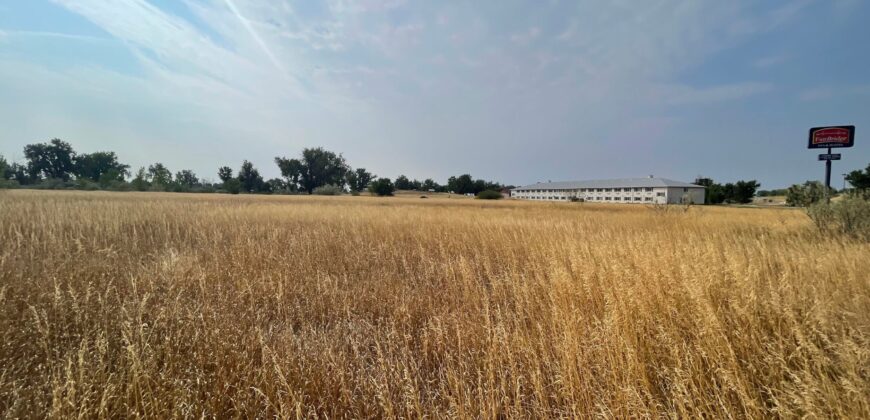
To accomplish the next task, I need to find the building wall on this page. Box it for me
[510,185,705,204]
[665,187,705,204]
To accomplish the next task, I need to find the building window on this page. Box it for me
[656,192,665,197]
[634,197,641,201]
[683,188,688,192]
[644,197,652,201]
[644,187,653,192]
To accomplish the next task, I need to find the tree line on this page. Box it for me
[0,139,509,197]
[693,178,760,204]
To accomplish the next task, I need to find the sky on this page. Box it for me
[1,0,869,189]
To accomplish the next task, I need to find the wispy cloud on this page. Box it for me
[3,0,864,189]
[221,0,284,72]
[661,82,773,105]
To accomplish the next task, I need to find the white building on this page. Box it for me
[510,177,705,204]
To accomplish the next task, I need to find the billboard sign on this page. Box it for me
[808,126,855,149]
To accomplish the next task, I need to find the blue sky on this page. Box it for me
[1,0,868,188]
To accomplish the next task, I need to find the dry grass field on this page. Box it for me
[0,190,868,418]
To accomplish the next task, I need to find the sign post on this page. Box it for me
[808,126,855,201]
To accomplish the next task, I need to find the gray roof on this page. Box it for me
[512,177,704,191]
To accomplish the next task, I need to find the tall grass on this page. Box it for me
[0,190,867,418]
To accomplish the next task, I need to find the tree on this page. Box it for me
[476,190,503,200]
[175,170,199,188]
[274,157,303,192]
[0,155,9,180]
[786,181,827,207]
[9,163,32,185]
[394,175,414,190]
[447,174,475,194]
[266,178,288,193]
[131,167,149,191]
[24,138,77,180]
[693,177,757,204]
[472,179,487,195]
[275,147,349,194]
[422,178,440,191]
[346,168,375,193]
[845,163,870,197]
[729,180,760,204]
[75,151,129,183]
[147,163,172,186]
[217,166,234,183]
[223,179,241,194]
[238,160,265,193]
[694,177,725,204]
[369,177,395,196]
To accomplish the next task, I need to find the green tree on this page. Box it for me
[24,138,77,180]
[238,160,265,193]
[217,166,234,183]
[274,157,303,191]
[75,151,129,183]
[421,178,439,191]
[223,178,241,194]
[275,147,349,194]
[0,155,9,180]
[175,170,199,189]
[694,177,725,204]
[476,190,503,200]
[786,181,827,207]
[729,180,760,204]
[130,167,150,191]
[9,163,32,185]
[346,167,375,192]
[147,163,172,186]
[368,177,395,196]
[845,163,870,198]
[266,178,288,193]
[394,175,413,190]
[447,174,475,194]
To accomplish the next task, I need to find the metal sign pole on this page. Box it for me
[825,147,832,202]
[808,125,855,203]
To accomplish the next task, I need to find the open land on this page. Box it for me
[0,190,868,418]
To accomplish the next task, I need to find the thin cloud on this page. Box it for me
[221,0,285,72]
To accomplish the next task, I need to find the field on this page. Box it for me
[1,190,868,418]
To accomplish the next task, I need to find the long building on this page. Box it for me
[510,177,705,204]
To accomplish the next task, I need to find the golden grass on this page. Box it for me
[0,190,868,418]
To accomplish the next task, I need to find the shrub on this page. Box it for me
[223,179,241,195]
[368,178,394,196]
[807,197,870,241]
[75,179,100,191]
[32,178,75,190]
[786,181,827,207]
[476,190,503,200]
[0,179,19,189]
[313,184,344,196]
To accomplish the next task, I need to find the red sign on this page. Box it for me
[808,125,855,149]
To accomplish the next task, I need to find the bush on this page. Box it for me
[368,178,394,196]
[786,181,827,207]
[75,179,100,191]
[223,179,241,195]
[0,179,19,189]
[807,197,870,241]
[32,178,75,190]
[476,190,503,200]
[313,184,344,196]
